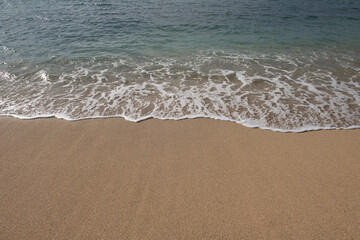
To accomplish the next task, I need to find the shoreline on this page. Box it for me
[2,114,360,133]
[1,117,359,239]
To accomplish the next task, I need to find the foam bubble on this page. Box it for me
[0,71,14,80]
[35,70,50,83]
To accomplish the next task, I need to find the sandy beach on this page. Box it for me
[0,117,359,239]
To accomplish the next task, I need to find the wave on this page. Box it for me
[1,50,359,132]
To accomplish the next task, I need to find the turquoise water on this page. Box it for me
[1,0,360,131]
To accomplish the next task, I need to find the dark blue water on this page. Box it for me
[1,0,360,131]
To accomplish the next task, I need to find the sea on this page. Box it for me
[1,0,359,132]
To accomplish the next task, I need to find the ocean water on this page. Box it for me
[1,0,359,132]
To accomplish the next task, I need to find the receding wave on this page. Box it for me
[1,49,360,132]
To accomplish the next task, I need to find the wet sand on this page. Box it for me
[0,117,359,239]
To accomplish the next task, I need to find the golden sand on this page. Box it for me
[0,117,359,239]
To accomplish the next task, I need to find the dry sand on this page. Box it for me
[0,117,359,239]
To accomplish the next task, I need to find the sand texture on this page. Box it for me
[0,117,359,239]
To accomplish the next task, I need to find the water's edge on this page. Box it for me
[2,113,360,133]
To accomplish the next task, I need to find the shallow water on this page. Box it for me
[1,0,360,131]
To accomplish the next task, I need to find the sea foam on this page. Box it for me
[0,50,359,132]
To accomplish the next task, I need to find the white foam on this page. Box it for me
[0,71,13,80]
[0,50,359,132]
[35,70,50,83]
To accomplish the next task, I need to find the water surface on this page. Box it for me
[1,0,360,131]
